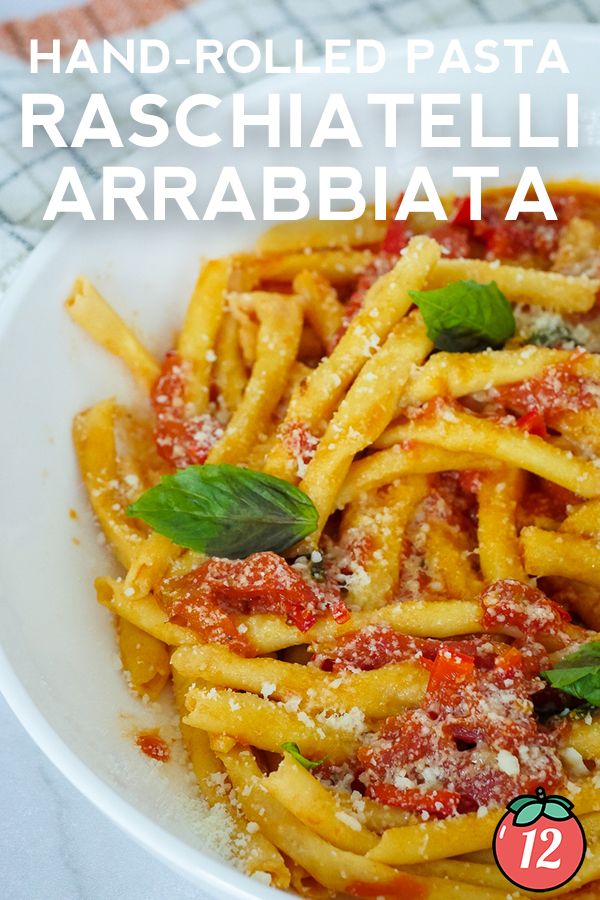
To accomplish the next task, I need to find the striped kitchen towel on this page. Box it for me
[0,0,598,294]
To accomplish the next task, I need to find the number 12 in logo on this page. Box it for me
[493,787,586,892]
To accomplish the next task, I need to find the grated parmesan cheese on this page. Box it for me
[497,750,520,776]
[335,810,362,832]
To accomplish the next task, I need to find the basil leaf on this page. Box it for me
[542,641,600,707]
[281,742,327,770]
[528,322,577,348]
[310,554,326,583]
[127,464,318,558]
[554,642,600,669]
[409,280,515,352]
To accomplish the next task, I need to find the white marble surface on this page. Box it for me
[0,694,215,899]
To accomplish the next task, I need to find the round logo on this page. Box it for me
[493,787,586,892]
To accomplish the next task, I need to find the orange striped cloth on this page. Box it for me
[0,0,197,58]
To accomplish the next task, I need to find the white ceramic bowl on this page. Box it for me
[1,24,599,899]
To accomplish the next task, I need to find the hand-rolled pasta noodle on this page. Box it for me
[400,346,573,408]
[367,781,600,866]
[337,444,497,507]
[299,312,432,537]
[216,744,507,899]
[237,598,486,654]
[65,277,160,392]
[428,257,600,312]
[177,258,231,411]
[521,526,600,588]
[339,477,428,609]
[378,408,600,497]
[184,686,360,763]
[292,270,345,353]
[424,518,482,598]
[208,292,303,464]
[477,467,528,584]
[266,753,379,854]
[264,235,441,482]
[256,207,386,254]
[117,618,169,701]
[171,642,428,718]
[213,311,247,414]
[73,400,146,568]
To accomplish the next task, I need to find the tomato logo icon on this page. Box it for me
[493,787,586,891]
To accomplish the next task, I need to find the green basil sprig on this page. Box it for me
[281,742,327,770]
[409,279,515,352]
[127,464,318,558]
[542,641,600,707]
[528,322,578,348]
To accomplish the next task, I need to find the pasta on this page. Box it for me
[66,278,160,391]
[70,184,600,897]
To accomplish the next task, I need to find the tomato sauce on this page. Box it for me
[313,625,504,673]
[280,421,319,477]
[515,408,548,437]
[136,731,170,762]
[429,470,479,530]
[333,252,396,345]
[346,874,427,900]
[157,551,349,651]
[497,361,600,427]
[428,222,471,259]
[520,479,580,527]
[325,531,375,592]
[157,565,250,656]
[356,638,564,816]
[480,578,571,639]
[151,351,223,469]
[473,193,581,263]
[313,580,577,818]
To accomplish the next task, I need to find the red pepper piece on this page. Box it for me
[516,408,548,437]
